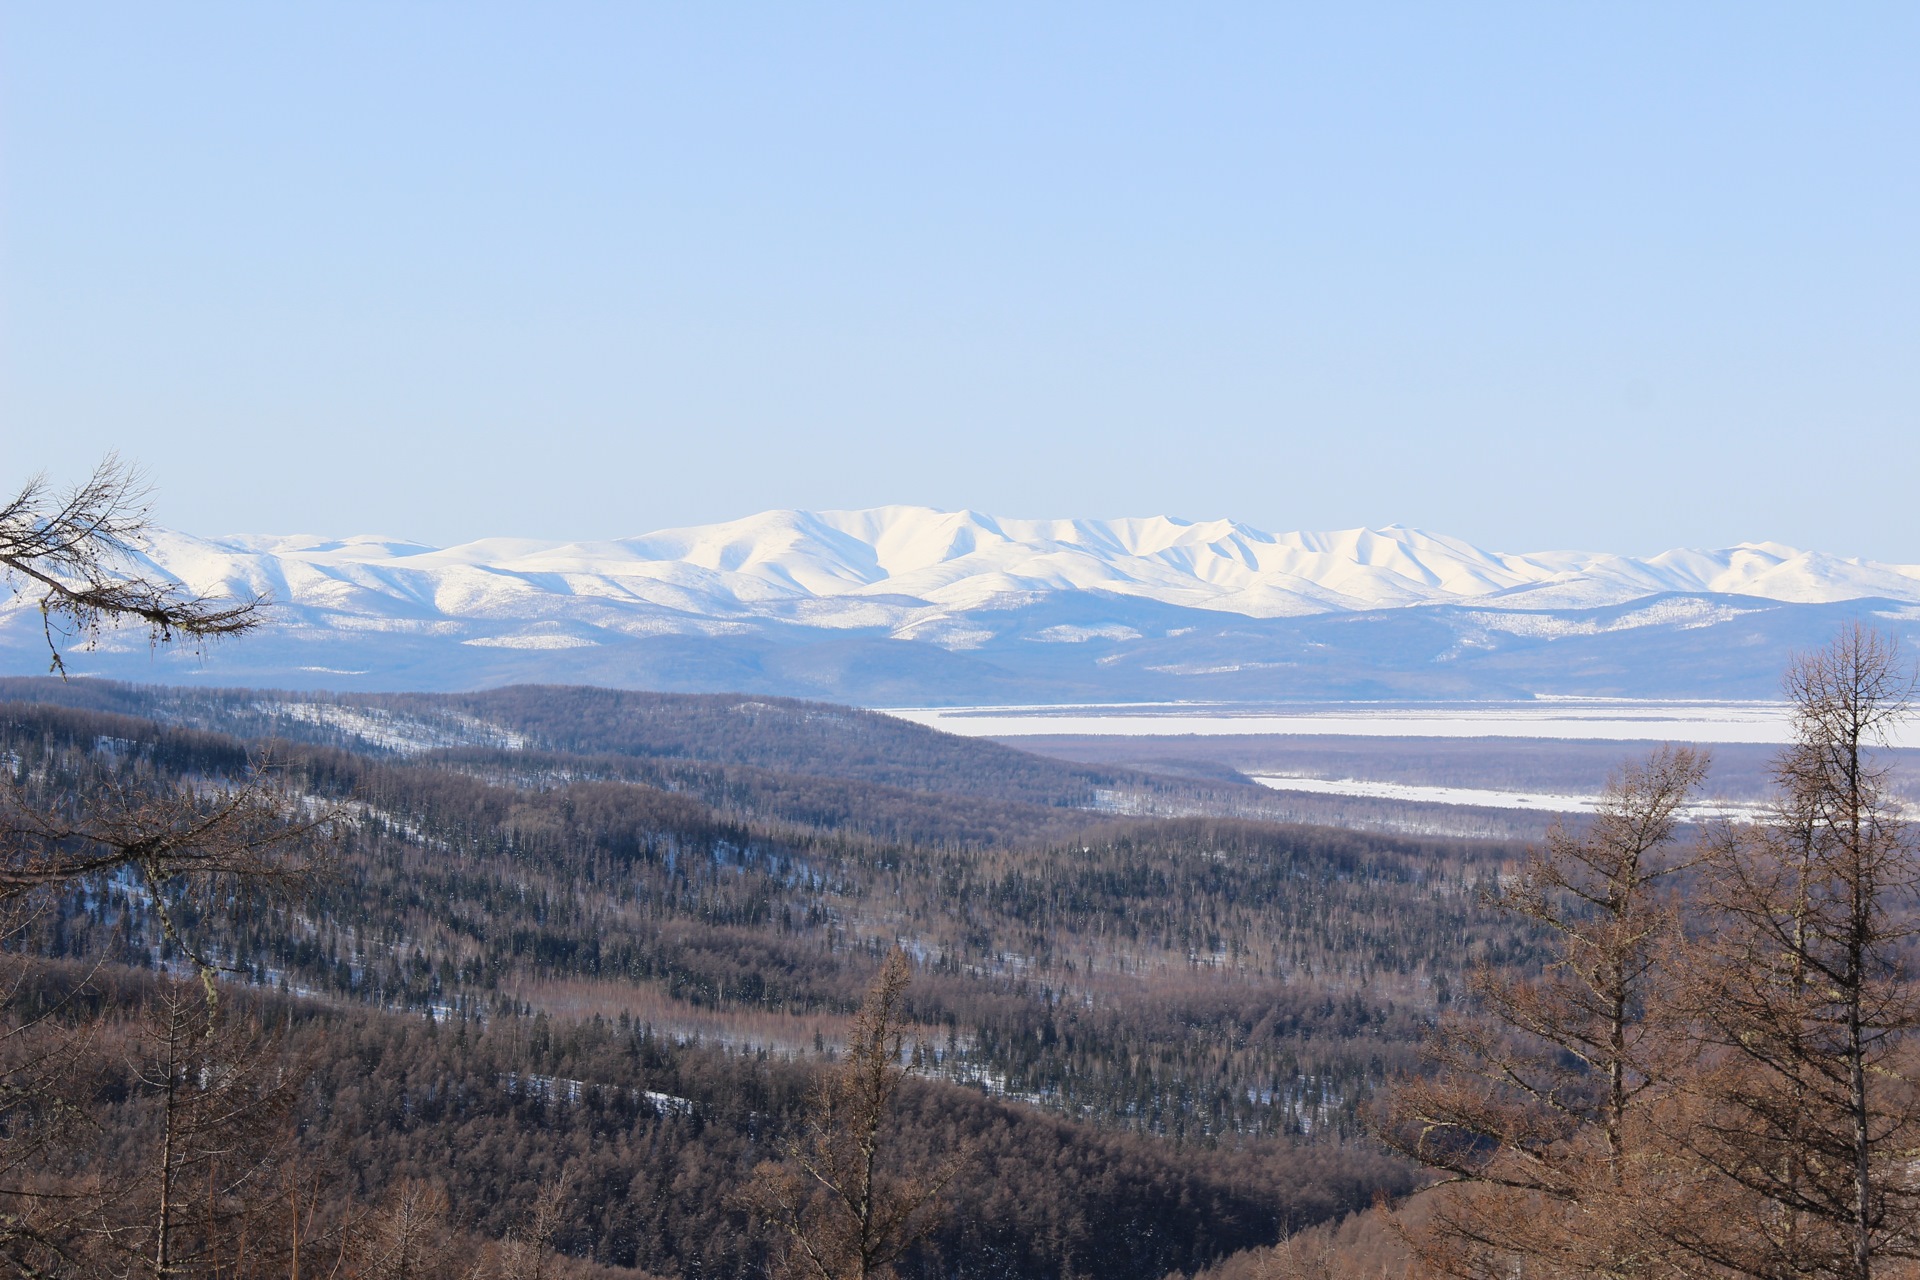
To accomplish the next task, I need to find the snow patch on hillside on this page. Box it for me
[264,703,526,755]
[1029,624,1143,644]
[462,634,600,650]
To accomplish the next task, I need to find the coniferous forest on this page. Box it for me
[0,678,1507,1276]
[5,467,1919,1280]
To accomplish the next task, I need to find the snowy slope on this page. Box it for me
[108,509,1920,626]
[5,508,1918,701]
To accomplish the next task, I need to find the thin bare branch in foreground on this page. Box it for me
[0,454,267,675]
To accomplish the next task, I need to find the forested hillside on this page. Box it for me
[0,679,1163,803]
[0,683,1536,1276]
[0,677,1581,839]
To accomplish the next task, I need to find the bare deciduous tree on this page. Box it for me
[1379,626,1920,1280]
[353,1178,460,1280]
[0,459,321,1275]
[1677,624,1920,1280]
[0,902,115,1274]
[487,1173,571,1280]
[744,949,969,1280]
[133,990,299,1274]
[1,455,265,675]
[1378,746,1711,1279]
[35,981,310,1279]
[0,763,332,1271]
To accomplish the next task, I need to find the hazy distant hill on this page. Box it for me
[5,507,1917,701]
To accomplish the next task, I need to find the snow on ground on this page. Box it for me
[1249,774,1773,820]
[884,699,1892,746]
[264,702,527,755]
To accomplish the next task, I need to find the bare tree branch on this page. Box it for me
[1,455,268,676]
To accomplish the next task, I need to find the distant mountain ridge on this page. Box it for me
[5,508,1918,702]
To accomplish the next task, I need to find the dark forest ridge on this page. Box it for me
[0,676,1225,811]
[0,677,1621,839]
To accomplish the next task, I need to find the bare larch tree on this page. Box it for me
[744,949,969,1280]
[1678,624,1920,1280]
[0,458,316,1273]
[1378,745,1711,1279]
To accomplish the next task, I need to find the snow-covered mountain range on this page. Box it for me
[6,508,1918,703]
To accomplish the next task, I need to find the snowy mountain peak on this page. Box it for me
[7,507,1920,701]
[126,508,1919,624]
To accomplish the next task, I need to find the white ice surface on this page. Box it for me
[882,700,1873,745]
[1249,774,1772,820]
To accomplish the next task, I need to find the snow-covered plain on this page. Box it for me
[1249,774,1774,820]
[884,699,1878,745]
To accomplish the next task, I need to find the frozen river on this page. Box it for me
[1243,773,1772,819]
[881,699,1856,745]
[882,700,1920,816]
[877,700,1920,818]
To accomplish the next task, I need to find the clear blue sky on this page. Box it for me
[3,4,1915,558]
